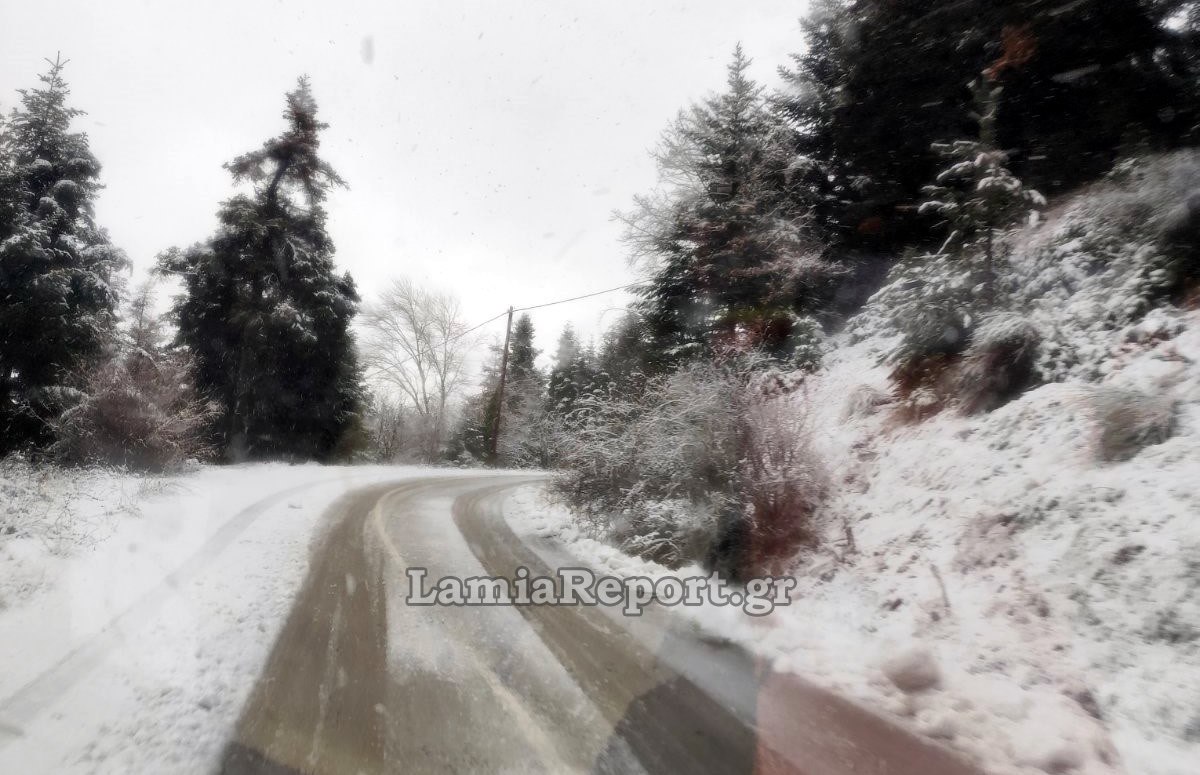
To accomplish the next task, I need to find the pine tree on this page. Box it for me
[159,77,363,461]
[775,0,859,241]
[496,314,548,466]
[592,312,653,398]
[0,56,126,451]
[919,76,1045,304]
[777,0,1196,252]
[622,46,835,367]
[546,324,585,415]
[504,314,540,409]
[447,341,502,464]
[449,318,546,467]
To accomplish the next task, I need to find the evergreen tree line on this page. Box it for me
[6,0,1199,470]
[455,0,1200,470]
[449,0,1200,580]
[449,314,645,468]
[0,60,363,467]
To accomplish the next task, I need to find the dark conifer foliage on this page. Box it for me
[592,312,656,398]
[546,325,597,419]
[447,343,502,464]
[503,314,541,413]
[159,78,363,461]
[495,314,549,466]
[623,46,839,368]
[778,0,1199,253]
[0,57,126,451]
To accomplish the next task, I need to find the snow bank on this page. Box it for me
[0,462,428,774]
[509,307,1200,774]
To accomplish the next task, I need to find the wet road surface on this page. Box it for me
[219,474,986,775]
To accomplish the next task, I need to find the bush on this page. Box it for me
[553,357,827,578]
[552,359,741,567]
[1089,388,1176,463]
[867,251,979,423]
[1006,151,1200,381]
[850,249,977,354]
[736,375,827,577]
[611,499,719,568]
[955,312,1042,415]
[52,348,215,471]
[887,353,960,425]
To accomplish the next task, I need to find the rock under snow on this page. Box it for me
[882,646,942,693]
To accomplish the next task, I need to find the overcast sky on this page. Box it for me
[1,0,808,369]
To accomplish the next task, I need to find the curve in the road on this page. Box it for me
[221,474,988,775]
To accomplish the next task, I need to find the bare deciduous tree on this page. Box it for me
[361,279,470,461]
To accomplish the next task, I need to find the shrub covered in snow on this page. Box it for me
[1087,387,1177,463]
[1008,150,1200,382]
[955,312,1041,415]
[851,151,1200,415]
[787,315,825,373]
[866,251,978,366]
[553,357,827,576]
[552,359,742,567]
[0,455,135,559]
[50,282,217,471]
[609,499,719,568]
[51,349,215,471]
[736,374,828,576]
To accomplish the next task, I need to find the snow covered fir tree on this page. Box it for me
[0,56,126,452]
[918,76,1046,305]
[4,2,1200,773]
[158,78,363,462]
[621,45,840,368]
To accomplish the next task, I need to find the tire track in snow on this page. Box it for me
[218,481,435,775]
[0,474,377,740]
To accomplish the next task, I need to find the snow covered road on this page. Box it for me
[0,464,477,773]
[1,466,988,774]
[216,473,985,775]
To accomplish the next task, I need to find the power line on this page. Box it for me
[514,281,642,313]
[449,309,510,344]
[363,280,643,379]
[431,279,641,348]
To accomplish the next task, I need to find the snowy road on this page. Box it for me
[215,474,985,775]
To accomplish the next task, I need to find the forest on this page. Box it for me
[5,2,1200,773]
[4,2,1200,570]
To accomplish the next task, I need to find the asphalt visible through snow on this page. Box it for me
[218,474,987,775]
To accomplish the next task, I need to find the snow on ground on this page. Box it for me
[0,462,429,774]
[506,307,1200,775]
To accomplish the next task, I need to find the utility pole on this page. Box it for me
[487,306,514,465]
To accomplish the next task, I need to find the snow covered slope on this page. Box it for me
[511,152,1200,775]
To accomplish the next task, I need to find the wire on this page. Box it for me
[363,280,642,380]
[448,309,510,344]
[514,282,642,312]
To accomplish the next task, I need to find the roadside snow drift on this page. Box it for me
[0,463,427,774]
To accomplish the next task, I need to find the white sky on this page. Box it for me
[1,0,807,369]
